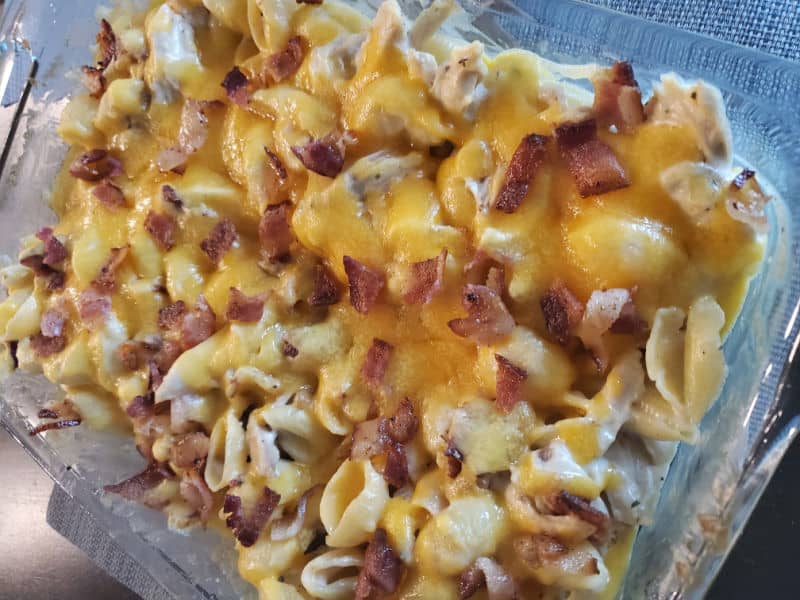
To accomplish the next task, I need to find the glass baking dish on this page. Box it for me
[1,0,799,598]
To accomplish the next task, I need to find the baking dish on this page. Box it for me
[1,0,799,598]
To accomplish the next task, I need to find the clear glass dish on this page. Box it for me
[1,0,798,598]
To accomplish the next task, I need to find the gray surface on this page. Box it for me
[1,0,799,599]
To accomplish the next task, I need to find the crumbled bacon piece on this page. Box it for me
[355,529,404,599]
[148,360,163,391]
[383,442,410,489]
[30,332,67,357]
[608,295,648,335]
[47,271,66,291]
[104,462,175,500]
[29,418,81,436]
[494,134,549,213]
[350,418,390,461]
[592,61,645,133]
[448,284,514,345]
[444,440,464,478]
[77,287,111,328]
[459,563,487,600]
[578,287,645,370]
[161,185,184,211]
[154,339,182,375]
[361,338,393,390]
[170,432,210,469]
[92,246,128,293]
[92,181,126,208]
[731,168,756,190]
[158,301,187,330]
[20,255,51,277]
[308,263,341,306]
[495,354,527,414]
[343,256,384,314]
[144,211,177,251]
[200,219,237,264]
[221,66,249,106]
[403,249,447,305]
[223,488,281,547]
[69,149,122,182]
[226,288,264,322]
[515,534,599,576]
[281,339,299,358]
[265,36,306,82]
[96,18,118,70]
[81,65,106,98]
[126,394,155,419]
[116,341,142,371]
[291,137,344,178]
[180,469,214,523]
[37,408,60,420]
[296,0,323,4]
[40,308,66,338]
[555,119,629,197]
[258,203,293,263]
[180,296,217,350]
[547,491,609,532]
[386,398,418,444]
[540,281,584,345]
[36,228,68,267]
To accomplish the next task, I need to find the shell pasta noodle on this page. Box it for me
[0,0,771,597]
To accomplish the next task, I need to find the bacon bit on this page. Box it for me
[308,263,341,306]
[200,219,237,264]
[386,398,418,444]
[258,203,293,263]
[459,563,486,600]
[69,149,122,182]
[540,281,584,345]
[92,246,128,293]
[494,133,549,213]
[343,256,384,314]
[354,529,404,599]
[361,338,393,390]
[555,119,629,197]
[47,271,66,291]
[548,491,609,532]
[92,181,126,208]
[154,339,182,375]
[96,18,118,70]
[448,284,514,345]
[271,486,317,541]
[731,168,756,190]
[429,140,455,159]
[383,442,410,489]
[265,36,306,82]
[161,185,184,211]
[36,228,68,267]
[20,255,50,277]
[495,354,528,414]
[515,534,599,576]
[223,488,281,547]
[180,296,217,350]
[180,469,214,523]
[265,147,288,181]
[30,332,67,358]
[104,462,175,500]
[29,418,81,436]
[116,340,146,371]
[77,287,111,328]
[126,394,155,419]
[296,0,323,4]
[226,288,264,322]
[158,301,187,330]
[444,440,464,478]
[170,431,210,469]
[148,360,163,391]
[281,339,299,358]
[609,296,648,335]
[81,65,106,98]
[592,61,645,133]
[403,249,447,305]
[144,211,177,251]
[40,309,66,338]
[350,417,391,461]
[37,408,60,420]
[291,137,345,178]
[578,288,643,370]
[221,66,249,106]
